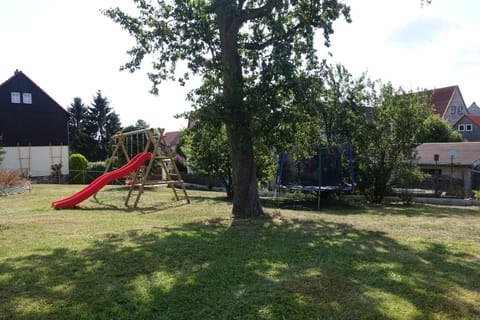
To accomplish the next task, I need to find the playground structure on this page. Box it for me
[52,127,190,209]
[275,143,355,209]
[52,152,153,209]
[105,127,190,208]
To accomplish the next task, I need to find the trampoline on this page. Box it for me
[275,143,355,206]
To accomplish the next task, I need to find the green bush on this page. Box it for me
[69,154,88,184]
[473,190,480,200]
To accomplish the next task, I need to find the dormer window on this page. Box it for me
[11,92,21,103]
[458,124,465,131]
[23,93,32,104]
[466,124,473,131]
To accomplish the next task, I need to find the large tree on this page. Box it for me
[86,91,122,161]
[355,83,432,203]
[180,122,233,197]
[290,64,370,148]
[105,0,350,217]
[67,97,95,158]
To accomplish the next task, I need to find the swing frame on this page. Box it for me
[105,127,190,207]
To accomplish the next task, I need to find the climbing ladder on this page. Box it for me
[49,143,63,167]
[106,127,190,208]
[17,143,31,177]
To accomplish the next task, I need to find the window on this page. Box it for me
[451,105,456,114]
[22,93,32,104]
[11,92,21,103]
[466,124,473,131]
[458,124,465,131]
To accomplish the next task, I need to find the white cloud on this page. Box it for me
[388,16,460,48]
[318,0,480,105]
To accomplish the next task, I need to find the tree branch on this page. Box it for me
[230,1,275,33]
[242,38,273,50]
[237,0,246,11]
[241,1,275,22]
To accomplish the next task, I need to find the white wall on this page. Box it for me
[1,146,69,177]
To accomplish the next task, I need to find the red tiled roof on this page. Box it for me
[465,114,480,127]
[452,114,480,128]
[423,85,457,117]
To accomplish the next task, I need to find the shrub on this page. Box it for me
[0,169,30,196]
[473,190,480,200]
[50,163,63,184]
[0,169,24,187]
[69,153,88,184]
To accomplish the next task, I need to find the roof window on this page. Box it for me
[22,93,32,104]
[11,92,21,104]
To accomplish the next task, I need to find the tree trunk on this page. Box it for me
[226,122,263,217]
[216,4,264,218]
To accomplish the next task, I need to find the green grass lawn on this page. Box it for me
[0,184,479,319]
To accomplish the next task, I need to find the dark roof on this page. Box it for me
[164,131,181,147]
[415,142,480,166]
[422,85,458,117]
[0,70,70,116]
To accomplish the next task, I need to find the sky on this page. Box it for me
[1,0,479,132]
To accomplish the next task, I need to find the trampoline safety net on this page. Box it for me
[276,143,354,192]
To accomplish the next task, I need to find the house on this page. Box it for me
[468,102,480,115]
[164,131,181,151]
[164,130,187,172]
[0,70,70,179]
[423,85,468,126]
[414,142,480,197]
[452,114,480,141]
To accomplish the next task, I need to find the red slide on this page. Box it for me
[52,152,153,209]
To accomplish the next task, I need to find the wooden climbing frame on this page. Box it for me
[105,127,190,208]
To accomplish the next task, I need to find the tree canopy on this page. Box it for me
[354,84,432,203]
[68,97,95,159]
[68,92,122,161]
[418,115,464,143]
[86,91,122,161]
[105,0,351,217]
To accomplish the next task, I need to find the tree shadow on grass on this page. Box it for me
[187,194,232,204]
[261,194,368,214]
[262,194,480,218]
[0,217,479,319]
